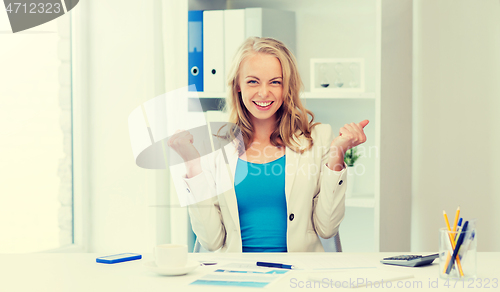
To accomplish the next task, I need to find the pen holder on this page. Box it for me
[438,228,477,279]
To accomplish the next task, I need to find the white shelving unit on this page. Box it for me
[176,0,412,252]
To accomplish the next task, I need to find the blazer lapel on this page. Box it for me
[285,130,304,204]
[221,141,241,229]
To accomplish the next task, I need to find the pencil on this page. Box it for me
[452,207,460,234]
[446,221,469,274]
[442,210,453,273]
[443,210,464,276]
[455,222,463,245]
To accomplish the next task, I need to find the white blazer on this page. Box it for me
[181,123,347,252]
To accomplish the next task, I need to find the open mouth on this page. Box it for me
[253,101,274,109]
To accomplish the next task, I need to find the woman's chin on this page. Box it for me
[250,112,277,122]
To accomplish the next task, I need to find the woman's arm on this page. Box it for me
[311,124,347,239]
[182,153,227,251]
[168,129,227,251]
[326,148,345,171]
[312,121,369,238]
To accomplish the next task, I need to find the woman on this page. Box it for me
[168,37,369,252]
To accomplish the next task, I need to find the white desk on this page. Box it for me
[2,253,498,291]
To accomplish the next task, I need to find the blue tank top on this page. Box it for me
[234,155,287,252]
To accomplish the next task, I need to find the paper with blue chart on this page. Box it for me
[190,263,290,288]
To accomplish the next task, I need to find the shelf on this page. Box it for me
[345,195,375,208]
[187,91,376,99]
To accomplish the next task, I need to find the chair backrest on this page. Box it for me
[192,238,210,253]
[319,232,343,252]
[192,232,342,252]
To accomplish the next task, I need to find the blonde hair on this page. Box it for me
[217,37,320,155]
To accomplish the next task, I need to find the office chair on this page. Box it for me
[319,232,343,252]
[192,233,342,252]
[193,238,210,253]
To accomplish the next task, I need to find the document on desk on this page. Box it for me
[190,263,290,288]
[293,254,376,270]
[304,269,414,288]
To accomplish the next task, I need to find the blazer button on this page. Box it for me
[339,180,343,185]
[186,188,190,193]
[289,213,294,221]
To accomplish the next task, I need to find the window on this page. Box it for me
[0,15,73,253]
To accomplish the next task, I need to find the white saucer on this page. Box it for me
[143,260,199,276]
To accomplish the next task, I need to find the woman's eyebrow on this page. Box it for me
[245,76,283,80]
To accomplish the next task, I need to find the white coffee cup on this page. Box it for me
[154,244,187,268]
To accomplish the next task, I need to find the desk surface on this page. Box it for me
[2,252,499,291]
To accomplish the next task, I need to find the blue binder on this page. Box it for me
[188,10,203,92]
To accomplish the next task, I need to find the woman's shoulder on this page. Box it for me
[291,123,332,150]
[312,123,332,133]
[311,123,332,139]
[307,123,333,149]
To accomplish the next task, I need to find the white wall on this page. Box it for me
[85,0,166,253]
[412,0,500,252]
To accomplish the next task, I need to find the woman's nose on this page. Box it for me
[258,85,269,98]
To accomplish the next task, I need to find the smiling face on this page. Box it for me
[238,52,284,125]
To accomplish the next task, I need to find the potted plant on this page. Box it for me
[344,147,360,198]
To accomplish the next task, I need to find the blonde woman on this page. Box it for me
[168,37,369,252]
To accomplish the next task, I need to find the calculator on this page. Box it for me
[380,253,439,267]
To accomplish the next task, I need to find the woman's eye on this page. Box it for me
[247,80,257,84]
[272,81,282,85]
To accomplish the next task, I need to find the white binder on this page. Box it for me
[203,10,225,93]
[223,9,245,78]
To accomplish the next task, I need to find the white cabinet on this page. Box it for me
[179,0,412,252]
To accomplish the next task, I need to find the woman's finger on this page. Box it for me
[358,120,369,128]
[171,130,191,139]
[168,129,188,146]
[339,126,350,137]
[350,122,367,142]
[349,122,363,135]
[343,124,357,138]
[345,123,366,146]
[339,126,354,141]
[353,122,363,131]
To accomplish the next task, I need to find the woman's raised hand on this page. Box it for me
[167,129,201,163]
[330,120,369,154]
[326,120,369,171]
